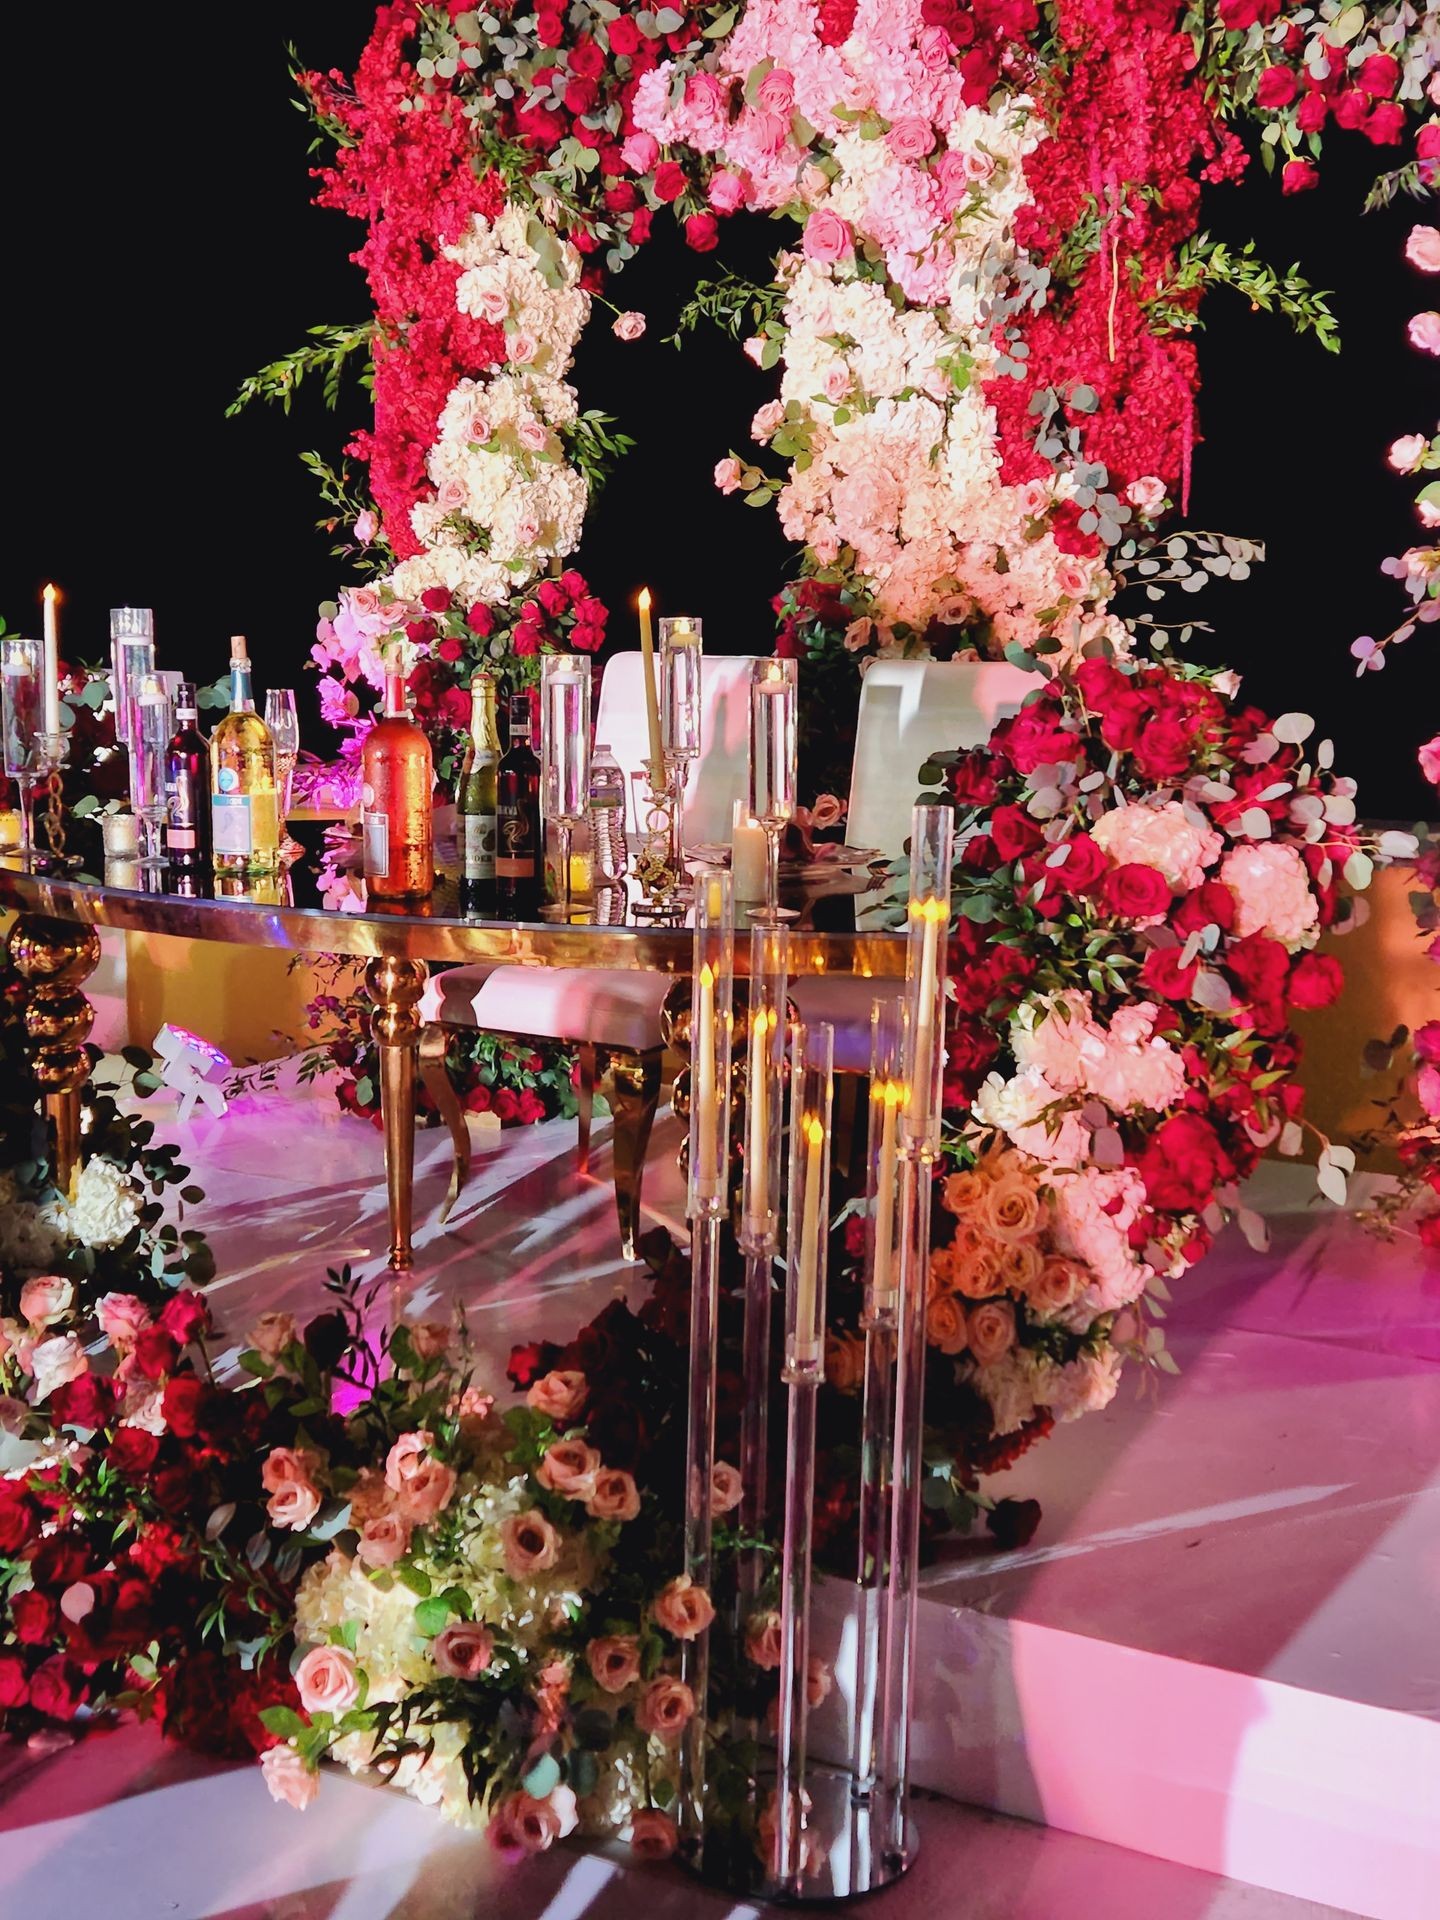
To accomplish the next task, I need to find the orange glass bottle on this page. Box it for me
[362,669,434,900]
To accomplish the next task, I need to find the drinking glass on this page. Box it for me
[264,688,300,822]
[540,654,591,916]
[661,615,702,867]
[2,638,51,865]
[747,656,798,924]
[109,608,155,756]
[132,677,173,870]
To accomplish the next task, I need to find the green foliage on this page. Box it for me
[567,409,636,502]
[664,270,787,350]
[227,323,376,418]
[1145,234,1339,351]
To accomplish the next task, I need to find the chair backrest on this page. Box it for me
[845,659,1035,865]
[596,651,760,847]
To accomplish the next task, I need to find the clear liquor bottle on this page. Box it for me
[210,637,280,876]
[362,668,434,901]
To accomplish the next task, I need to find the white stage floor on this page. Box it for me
[1,1079,1434,1918]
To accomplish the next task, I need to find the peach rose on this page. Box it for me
[941,1170,984,1217]
[926,1294,968,1355]
[268,1477,322,1533]
[629,1808,678,1860]
[980,1175,1041,1244]
[247,1311,295,1363]
[397,1458,457,1525]
[260,1743,318,1810]
[612,309,647,341]
[824,1330,865,1394]
[710,1462,743,1514]
[953,1245,1006,1301]
[1029,1257,1084,1317]
[346,1467,393,1525]
[488,1785,578,1858]
[998,1241,1043,1293]
[294,1644,358,1718]
[384,1430,435,1493]
[432,1622,494,1679]
[97,1292,151,1349]
[587,1467,640,1522]
[746,1609,783,1669]
[404,1321,452,1362]
[500,1509,561,1576]
[20,1276,73,1328]
[587,1634,642,1693]
[967,1300,1017,1365]
[636,1675,695,1743]
[807,1656,833,1708]
[526,1370,587,1423]
[357,1511,412,1569]
[652,1574,715,1640]
[261,1447,320,1493]
[537,1438,601,1501]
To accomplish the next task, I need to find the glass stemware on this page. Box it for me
[132,677,174,871]
[660,615,702,880]
[109,608,155,757]
[747,656,799,924]
[541,654,591,917]
[264,688,300,823]
[2,637,69,869]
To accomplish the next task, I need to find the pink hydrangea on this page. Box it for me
[1091,802,1221,891]
[1218,843,1320,951]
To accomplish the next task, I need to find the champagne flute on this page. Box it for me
[747,656,799,924]
[264,688,300,823]
[541,655,591,917]
[132,676,173,871]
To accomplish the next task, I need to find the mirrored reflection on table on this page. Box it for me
[47,817,897,934]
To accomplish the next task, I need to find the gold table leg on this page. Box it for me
[365,955,428,1272]
[6,914,101,1194]
[600,1045,662,1262]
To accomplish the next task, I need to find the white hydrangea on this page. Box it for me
[39,1156,140,1253]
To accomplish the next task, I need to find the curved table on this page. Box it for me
[0,828,906,1268]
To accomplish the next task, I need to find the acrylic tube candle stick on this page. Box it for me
[872,1074,902,1313]
[41,584,61,735]
[746,1002,773,1224]
[904,898,943,1126]
[638,587,663,784]
[796,1114,825,1359]
[696,959,717,1186]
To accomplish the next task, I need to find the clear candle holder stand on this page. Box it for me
[2,638,72,871]
[748,657,798,925]
[540,655,591,918]
[630,760,687,914]
[660,614,702,871]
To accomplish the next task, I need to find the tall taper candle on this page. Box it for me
[41,585,61,735]
[638,587,663,785]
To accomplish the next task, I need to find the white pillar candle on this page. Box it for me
[906,899,943,1126]
[637,587,663,785]
[747,1003,773,1222]
[871,1078,901,1311]
[731,798,768,900]
[41,584,61,736]
[695,958,717,1187]
[795,1112,826,1362]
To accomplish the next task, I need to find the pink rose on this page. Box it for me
[437,477,468,512]
[612,310,646,341]
[918,23,950,69]
[586,1634,642,1693]
[262,1446,319,1493]
[1125,475,1166,515]
[1389,434,1429,473]
[20,1276,73,1328]
[97,1292,151,1349]
[267,1477,321,1532]
[886,117,935,161]
[353,509,377,546]
[709,170,747,214]
[967,1300,1016,1365]
[397,1459,457,1525]
[384,1431,434,1492]
[635,1675,695,1743]
[1419,734,1440,788]
[468,410,491,443]
[586,1467,640,1522]
[432,1622,494,1679]
[802,209,854,266]
[357,1510,412,1568]
[30,1335,87,1403]
[748,109,789,155]
[488,1785,579,1859]
[248,1311,295,1363]
[743,336,766,366]
[621,132,658,174]
[1409,312,1440,355]
[711,1462,742,1513]
[261,1744,319,1810]
[508,330,539,366]
[295,1645,358,1718]
[755,68,795,114]
[746,1609,783,1669]
[537,1438,601,1501]
[629,1808,678,1860]
[347,1467,393,1525]
[516,417,548,453]
[500,1509,561,1576]
[1407,226,1440,273]
[526,1370,587,1423]
[652,1574,715,1640]
[1415,1020,1440,1063]
[1419,1064,1440,1119]
[714,457,744,495]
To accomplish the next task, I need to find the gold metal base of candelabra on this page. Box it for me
[689,1764,918,1903]
[7,913,102,1193]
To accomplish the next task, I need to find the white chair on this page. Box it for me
[421,653,762,1257]
[790,659,1033,1070]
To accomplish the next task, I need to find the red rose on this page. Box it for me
[404,618,437,646]
[1418,123,1440,160]
[1366,102,1405,146]
[684,212,719,252]
[1356,53,1400,98]
[535,8,565,46]
[1140,946,1197,1000]
[466,602,495,638]
[28,1533,88,1591]
[1056,832,1106,894]
[1139,1113,1232,1214]
[1281,158,1319,195]
[10,1590,57,1645]
[1295,92,1328,134]
[536,579,568,618]
[1171,881,1236,936]
[1102,864,1171,919]
[1419,1214,1440,1251]
[1333,89,1371,132]
[420,587,452,614]
[567,35,604,79]
[0,1654,28,1710]
[653,161,687,203]
[950,751,1000,806]
[49,1373,117,1432]
[1132,720,1194,783]
[989,804,1044,861]
[1225,932,1291,1032]
[986,1497,1042,1550]
[1255,65,1297,110]
[1218,0,1279,24]
[28,1655,81,1722]
[159,1291,209,1347]
[151,1463,197,1516]
[131,1326,178,1380]
[1286,951,1343,1011]
[607,14,641,53]
[1415,1021,1440,1065]
[563,77,598,115]
[997,702,1080,775]
[108,1427,161,1477]
[435,637,463,663]
[629,208,653,245]
[0,1490,33,1555]
[605,182,638,214]
[513,625,540,657]
[571,623,605,653]
[161,1375,207,1440]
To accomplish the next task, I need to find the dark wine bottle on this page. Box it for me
[164,682,210,866]
[496,691,541,916]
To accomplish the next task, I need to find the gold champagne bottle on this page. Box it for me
[210,636,280,876]
[457,670,500,914]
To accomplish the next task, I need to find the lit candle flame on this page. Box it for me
[42,583,61,608]
[638,586,652,612]
[803,1113,826,1149]
[699,961,715,990]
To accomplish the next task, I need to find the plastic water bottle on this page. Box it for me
[589,743,628,883]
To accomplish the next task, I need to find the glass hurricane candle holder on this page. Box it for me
[660,614,702,860]
[864,996,910,1329]
[686,864,735,1219]
[748,656,798,925]
[900,803,955,1157]
[109,608,154,757]
[540,655,591,917]
[132,677,174,871]
[785,1020,834,1381]
[2,637,68,868]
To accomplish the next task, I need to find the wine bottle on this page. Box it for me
[496,691,541,915]
[210,637,280,876]
[457,669,500,915]
[164,681,210,866]
[362,668,434,901]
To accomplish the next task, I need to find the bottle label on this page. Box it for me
[216,765,240,794]
[496,811,536,879]
[363,811,390,878]
[168,826,198,852]
[463,812,496,882]
[212,793,253,854]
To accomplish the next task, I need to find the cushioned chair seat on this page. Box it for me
[465,965,672,1055]
[789,977,905,1074]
